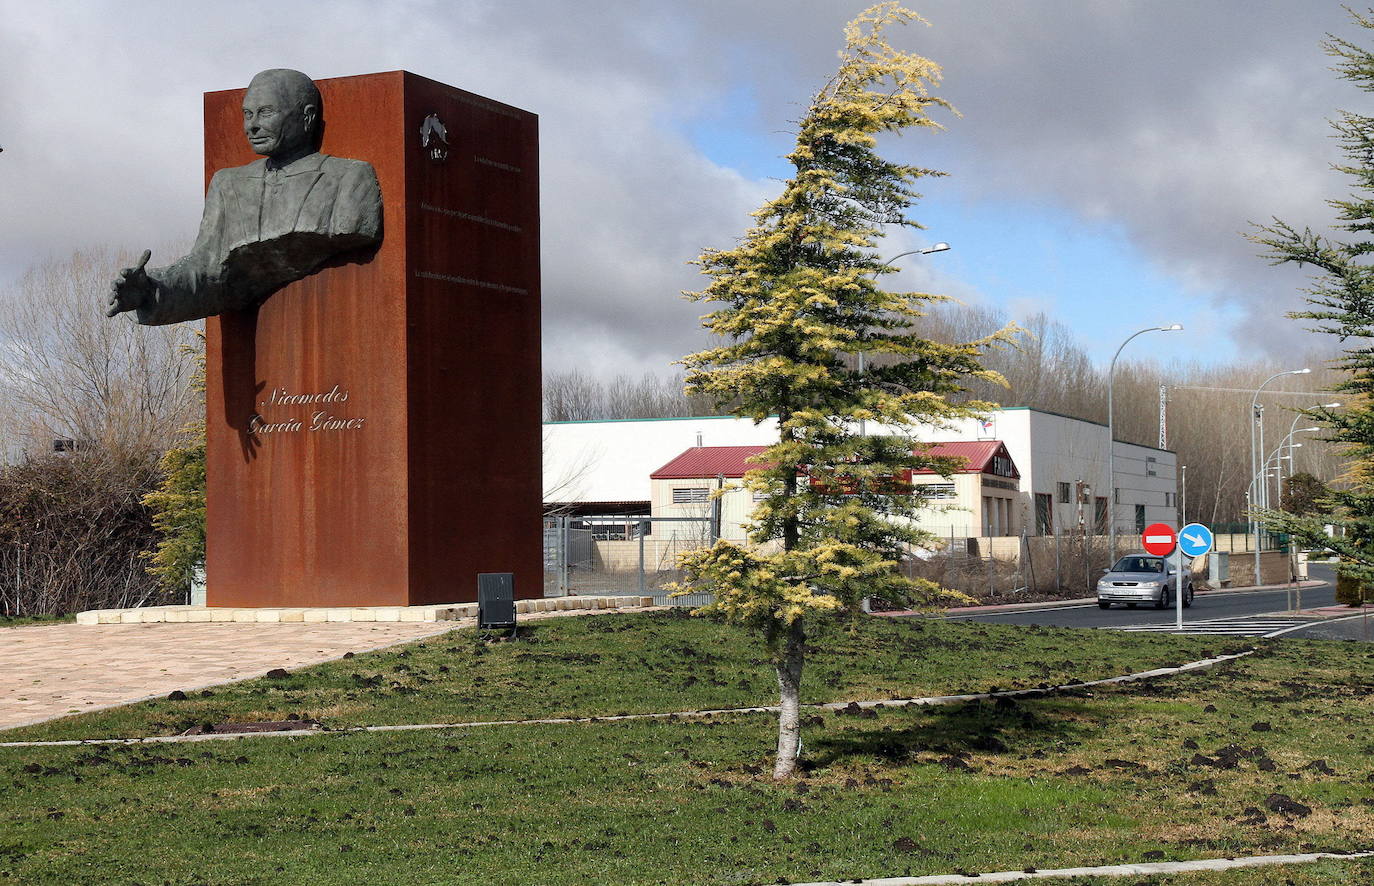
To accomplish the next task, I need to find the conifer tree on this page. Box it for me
[1253,9,1374,590]
[142,333,206,593]
[675,3,1009,779]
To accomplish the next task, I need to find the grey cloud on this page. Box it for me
[0,0,1362,373]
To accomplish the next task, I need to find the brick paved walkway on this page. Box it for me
[0,620,461,731]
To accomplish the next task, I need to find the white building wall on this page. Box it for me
[649,478,755,542]
[910,473,979,537]
[544,415,779,504]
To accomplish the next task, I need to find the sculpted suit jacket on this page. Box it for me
[135,152,382,325]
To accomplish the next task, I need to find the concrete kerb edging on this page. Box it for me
[0,649,1255,749]
[791,848,1374,886]
[74,595,657,625]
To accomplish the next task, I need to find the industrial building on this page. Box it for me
[543,407,1178,541]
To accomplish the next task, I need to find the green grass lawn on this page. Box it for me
[0,614,74,628]
[1,612,1372,885]
[2,611,1240,744]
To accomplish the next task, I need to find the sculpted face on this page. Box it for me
[242,72,317,158]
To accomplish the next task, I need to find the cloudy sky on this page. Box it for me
[0,0,1361,375]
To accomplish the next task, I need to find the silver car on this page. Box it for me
[1096,553,1194,610]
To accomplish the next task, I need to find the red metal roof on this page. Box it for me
[650,440,1019,481]
[912,440,1019,478]
[650,445,772,479]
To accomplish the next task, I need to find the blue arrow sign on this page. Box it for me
[1178,523,1214,557]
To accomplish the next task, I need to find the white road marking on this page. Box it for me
[1112,616,1314,637]
[791,849,1374,885]
[943,602,1098,619]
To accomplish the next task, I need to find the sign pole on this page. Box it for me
[1177,523,1214,632]
[1175,547,1184,630]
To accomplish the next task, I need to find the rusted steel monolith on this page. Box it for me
[203,71,541,607]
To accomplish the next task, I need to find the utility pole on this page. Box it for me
[1159,384,1168,449]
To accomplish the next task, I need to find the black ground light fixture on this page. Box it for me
[478,573,517,635]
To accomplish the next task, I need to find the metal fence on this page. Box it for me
[542,517,1293,608]
[544,515,716,606]
[901,532,1117,601]
[913,522,1292,602]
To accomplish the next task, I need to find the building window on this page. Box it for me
[1165,492,1173,507]
[672,487,709,504]
[919,483,956,500]
[1094,497,1108,534]
[1134,504,1146,533]
[1056,481,1070,504]
[992,454,1015,477]
[1035,492,1053,535]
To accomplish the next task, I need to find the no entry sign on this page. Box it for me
[1141,523,1177,556]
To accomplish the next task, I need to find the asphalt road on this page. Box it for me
[946,563,1374,641]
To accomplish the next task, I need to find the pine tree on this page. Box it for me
[675,3,1010,779]
[141,333,207,593]
[1253,9,1374,590]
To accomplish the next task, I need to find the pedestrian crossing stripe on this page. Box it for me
[1109,617,1315,638]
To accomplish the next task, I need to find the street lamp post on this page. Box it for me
[1180,464,1187,524]
[1250,368,1311,583]
[1273,424,1323,506]
[1284,406,1336,494]
[858,243,951,435]
[1107,324,1183,559]
[1265,446,1296,508]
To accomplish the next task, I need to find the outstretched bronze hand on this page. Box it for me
[107,249,154,317]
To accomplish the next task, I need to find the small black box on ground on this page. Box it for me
[478,573,516,630]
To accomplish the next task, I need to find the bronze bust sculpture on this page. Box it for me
[107,69,382,325]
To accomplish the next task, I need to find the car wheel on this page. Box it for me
[1098,600,1111,609]
[1184,584,1194,608]
[1126,602,1138,609]
[1154,588,1168,609]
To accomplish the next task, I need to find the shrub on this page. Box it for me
[0,449,170,616]
[1335,569,1369,607]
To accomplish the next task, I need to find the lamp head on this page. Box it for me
[922,242,951,254]
[1162,324,1183,331]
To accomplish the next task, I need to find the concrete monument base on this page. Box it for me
[76,596,654,625]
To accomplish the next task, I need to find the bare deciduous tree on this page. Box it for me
[543,368,721,422]
[0,247,201,614]
[0,246,200,457]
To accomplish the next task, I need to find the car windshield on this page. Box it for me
[1112,557,1164,573]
